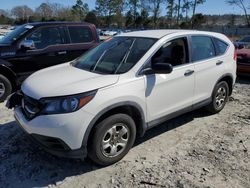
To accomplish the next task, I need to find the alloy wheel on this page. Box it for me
[215,86,226,109]
[101,123,129,158]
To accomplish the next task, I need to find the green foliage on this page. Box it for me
[85,11,98,26]
[0,0,249,29]
[191,13,206,28]
[95,0,124,26]
[72,0,89,21]
[125,10,133,27]
[150,0,164,28]
[0,14,13,24]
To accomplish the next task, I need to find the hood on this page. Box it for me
[22,63,119,100]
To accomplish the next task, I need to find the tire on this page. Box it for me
[0,74,12,102]
[206,81,229,114]
[88,114,136,166]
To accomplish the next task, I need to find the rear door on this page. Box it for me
[65,25,98,61]
[191,35,227,104]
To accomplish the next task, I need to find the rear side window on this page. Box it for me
[68,26,93,43]
[191,36,215,62]
[213,38,228,55]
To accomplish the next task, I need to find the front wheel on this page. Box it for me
[88,114,136,166]
[206,81,229,114]
[0,74,12,102]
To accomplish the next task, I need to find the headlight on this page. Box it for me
[40,91,96,115]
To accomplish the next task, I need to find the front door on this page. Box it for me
[11,26,68,80]
[145,37,195,123]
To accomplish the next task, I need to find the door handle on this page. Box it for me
[184,70,194,76]
[216,60,223,65]
[58,51,67,55]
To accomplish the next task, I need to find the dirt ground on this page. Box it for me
[0,77,249,188]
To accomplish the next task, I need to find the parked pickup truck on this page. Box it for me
[0,22,99,102]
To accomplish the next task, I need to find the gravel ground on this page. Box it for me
[0,78,249,188]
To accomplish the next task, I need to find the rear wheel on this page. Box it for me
[88,114,136,166]
[0,74,12,102]
[206,81,229,114]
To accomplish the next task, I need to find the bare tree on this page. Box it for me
[36,3,53,19]
[226,0,250,26]
[11,5,33,22]
[0,9,8,17]
[56,6,75,21]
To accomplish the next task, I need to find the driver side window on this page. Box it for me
[152,37,189,67]
[26,27,63,49]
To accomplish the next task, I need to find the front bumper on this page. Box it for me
[14,105,94,159]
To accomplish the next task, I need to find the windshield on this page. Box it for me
[0,25,33,44]
[73,37,156,74]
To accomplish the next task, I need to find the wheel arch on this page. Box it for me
[0,64,17,91]
[82,101,147,150]
[215,73,234,96]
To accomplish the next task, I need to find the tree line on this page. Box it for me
[0,0,249,28]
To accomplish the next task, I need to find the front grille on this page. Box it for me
[22,94,42,119]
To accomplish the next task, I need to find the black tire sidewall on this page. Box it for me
[211,81,229,112]
[0,75,12,102]
[88,114,136,166]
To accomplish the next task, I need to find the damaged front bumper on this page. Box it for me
[5,91,23,109]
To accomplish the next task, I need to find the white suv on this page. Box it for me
[7,30,237,165]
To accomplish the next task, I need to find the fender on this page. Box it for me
[82,101,147,148]
[0,58,14,67]
[213,73,234,96]
[216,73,234,83]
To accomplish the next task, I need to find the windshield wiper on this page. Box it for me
[91,39,129,73]
[91,49,108,71]
[114,39,136,74]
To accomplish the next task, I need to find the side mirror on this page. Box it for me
[20,40,35,50]
[152,63,173,74]
[143,63,173,75]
